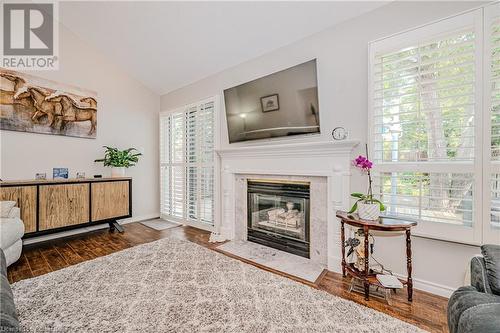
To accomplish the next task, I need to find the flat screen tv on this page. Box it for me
[223,59,320,143]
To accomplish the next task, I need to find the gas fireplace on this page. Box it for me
[247,180,310,258]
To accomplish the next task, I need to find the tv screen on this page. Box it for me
[223,59,320,143]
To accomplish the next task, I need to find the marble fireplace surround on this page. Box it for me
[214,140,359,272]
[236,174,328,265]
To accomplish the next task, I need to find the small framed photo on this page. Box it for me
[76,172,85,179]
[35,173,47,180]
[260,94,279,112]
[53,168,69,179]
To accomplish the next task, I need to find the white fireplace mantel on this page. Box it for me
[216,140,360,158]
[212,139,360,273]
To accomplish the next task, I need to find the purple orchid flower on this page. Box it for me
[353,155,372,171]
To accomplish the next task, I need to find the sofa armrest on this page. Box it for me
[457,302,500,333]
[0,249,20,332]
[448,286,500,333]
[482,244,500,295]
[471,255,492,294]
[7,207,20,219]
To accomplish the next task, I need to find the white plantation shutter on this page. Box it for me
[160,97,217,228]
[490,173,500,228]
[369,10,482,243]
[160,116,170,215]
[485,3,500,244]
[491,20,500,161]
[372,30,476,163]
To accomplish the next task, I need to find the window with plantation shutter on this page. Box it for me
[369,10,482,243]
[491,22,500,161]
[489,19,500,230]
[485,3,500,244]
[160,97,217,229]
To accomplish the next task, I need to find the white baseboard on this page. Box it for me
[118,213,160,225]
[23,213,160,245]
[392,273,455,298]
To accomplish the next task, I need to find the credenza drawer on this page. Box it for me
[91,181,129,221]
[0,186,37,233]
[39,183,90,231]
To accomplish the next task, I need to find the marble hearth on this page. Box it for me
[213,140,359,272]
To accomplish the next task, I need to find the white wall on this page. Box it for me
[0,23,160,220]
[160,1,486,296]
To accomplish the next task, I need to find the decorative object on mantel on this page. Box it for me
[332,127,348,140]
[76,172,85,179]
[348,144,385,220]
[94,146,142,177]
[336,210,417,302]
[0,68,97,138]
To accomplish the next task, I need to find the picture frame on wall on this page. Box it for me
[260,94,279,112]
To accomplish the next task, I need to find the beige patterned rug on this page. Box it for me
[12,237,424,332]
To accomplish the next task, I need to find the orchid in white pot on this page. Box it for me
[349,148,385,220]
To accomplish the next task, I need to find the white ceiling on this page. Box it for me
[60,1,388,95]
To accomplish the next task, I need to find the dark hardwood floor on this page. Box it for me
[8,222,449,333]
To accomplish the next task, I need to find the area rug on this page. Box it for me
[12,237,424,333]
[218,240,324,283]
[140,218,180,231]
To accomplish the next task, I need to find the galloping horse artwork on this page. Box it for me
[0,68,97,138]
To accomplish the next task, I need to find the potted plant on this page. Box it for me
[94,146,142,177]
[348,147,385,220]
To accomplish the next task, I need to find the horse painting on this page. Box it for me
[0,68,98,138]
[46,94,97,135]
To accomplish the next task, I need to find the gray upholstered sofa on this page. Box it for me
[448,244,500,333]
[0,249,20,332]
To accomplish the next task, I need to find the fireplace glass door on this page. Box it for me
[247,180,310,258]
[248,194,307,240]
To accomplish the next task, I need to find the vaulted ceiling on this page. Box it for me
[60,1,388,95]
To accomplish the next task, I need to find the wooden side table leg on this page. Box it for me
[364,226,370,301]
[406,229,413,302]
[341,221,346,277]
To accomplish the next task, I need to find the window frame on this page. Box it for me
[368,9,484,245]
[159,96,220,232]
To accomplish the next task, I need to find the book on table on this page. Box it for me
[376,274,403,289]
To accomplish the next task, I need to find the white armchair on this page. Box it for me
[0,201,24,266]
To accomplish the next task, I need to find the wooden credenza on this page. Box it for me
[0,177,132,237]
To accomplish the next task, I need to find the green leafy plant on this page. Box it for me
[94,146,142,168]
[348,145,386,214]
[348,192,385,214]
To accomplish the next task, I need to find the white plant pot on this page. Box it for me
[111,167,126,178]
[358,202,380,220]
